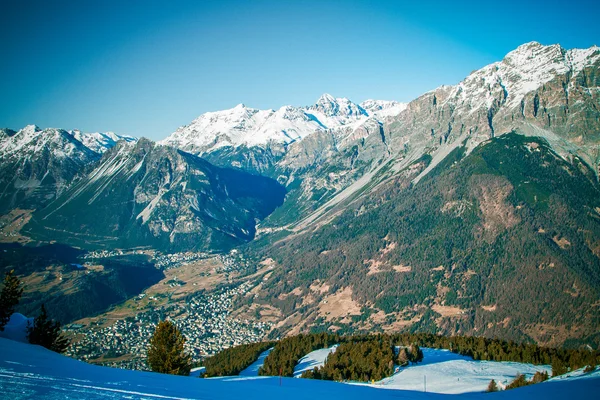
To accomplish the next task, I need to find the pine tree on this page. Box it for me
[0,270,24,331]
[487,379,499,392]
[408,344,424,363]
[147,320,191,375]
[552,358,568,377]
[27,304,70,353]
[397,347,409,366]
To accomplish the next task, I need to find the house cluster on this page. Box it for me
[152,251,210,270]
[65,280,271,370]
[82,249,125,259]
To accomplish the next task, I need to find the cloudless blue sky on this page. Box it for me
[1,0,598,140]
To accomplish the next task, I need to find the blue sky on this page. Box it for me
[1,0,598,140]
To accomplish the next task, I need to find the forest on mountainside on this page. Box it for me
[247,134,600,347]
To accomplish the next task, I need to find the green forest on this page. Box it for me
[247,134,600,347]
[203,341,275,377]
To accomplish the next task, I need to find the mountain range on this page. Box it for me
[1,41,599,347]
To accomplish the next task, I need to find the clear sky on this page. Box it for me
[1,0,598,140]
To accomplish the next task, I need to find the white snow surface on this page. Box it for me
[239,348,273,376]
[1,338,599,399]
[0,313,33,343]
[0,124,136,159]
[161,94,408,153]
[363,348,551,394]
[69,130,137,154]
[293,345,338,377]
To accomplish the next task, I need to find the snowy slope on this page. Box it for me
[161,94,408,153]
[289,347,551,394]
[360,99,408,119]
[451,42,600,111]
[363,348,551,394]
[0,125,98,161]
[293,345,338,377]
[1,338,599,400]
[68,130,137,154]
[239,348,273,376]
[0,313,33,343]
[0,125,136,158]
[0,125,101,212]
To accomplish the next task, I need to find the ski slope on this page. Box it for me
[239,348,273,376]
[1,337,599,399]
[294,345,338,377]
[363,348,551,394]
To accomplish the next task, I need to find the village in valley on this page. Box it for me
[65,250,274,370]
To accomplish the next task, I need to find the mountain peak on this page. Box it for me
[311,93,367,119]
[316,93,336,104]
[22,124,41,134]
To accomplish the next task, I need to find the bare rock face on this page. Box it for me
[386,42,600,176]
[218,43,600,229]
[24,139,285,252]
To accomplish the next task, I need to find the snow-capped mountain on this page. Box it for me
[0,125,98,161]
[0,125,101,213]
[360,99,408,119]
[161,94,408,154]
[382,41,600,181]
[68,130,137,154]
[0,125,137,213]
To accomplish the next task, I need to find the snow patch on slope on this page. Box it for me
[294,345,338,377]
[363,348,551,394]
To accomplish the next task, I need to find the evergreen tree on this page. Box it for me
[397,347,409,366]
[0,270,23,331]
[552,358,568,377]
[27,304,69,353]
[147,320,191,376]
[487,379,499,392]
[531,371,548,383]
[408,344,424,363]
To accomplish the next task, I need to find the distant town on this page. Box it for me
[66,279,271,370]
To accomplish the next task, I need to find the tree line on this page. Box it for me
[258,332,341,377]
[301,339,416,382]
[203,331,598,381]
[203,341,275,377]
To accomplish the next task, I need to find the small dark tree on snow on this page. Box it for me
[408,344,424,363]
[0,270,23,331]
[584,365,596,373]
[505,374,530,390]
[27,304,70,353]
[147,320,191,375]
[487,379,499,392]
[531,371,548,383]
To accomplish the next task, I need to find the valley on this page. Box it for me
[1,41,599,388]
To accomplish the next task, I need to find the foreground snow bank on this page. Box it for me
[0,313,32,343]
[0,337,599,399]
